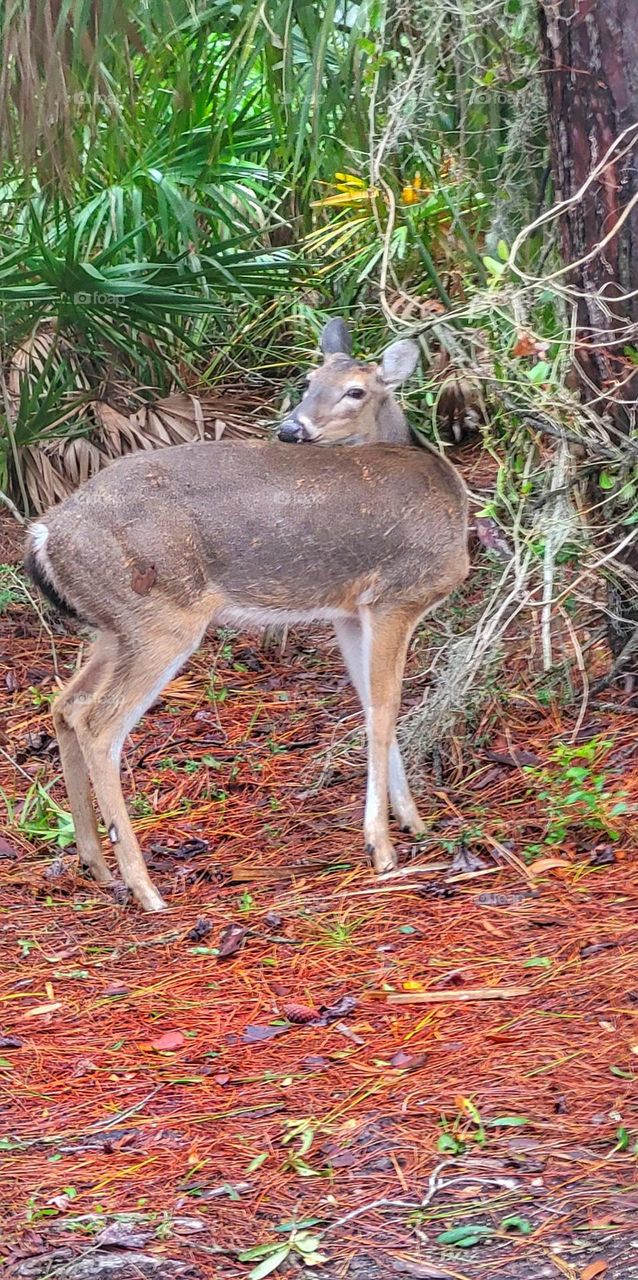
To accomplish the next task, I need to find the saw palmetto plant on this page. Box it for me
[0,0,544,512]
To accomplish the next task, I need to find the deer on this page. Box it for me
[24,318,469,912]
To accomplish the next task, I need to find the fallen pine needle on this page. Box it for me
[382,985,530,1004]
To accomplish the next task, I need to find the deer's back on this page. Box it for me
[33,441,468,626]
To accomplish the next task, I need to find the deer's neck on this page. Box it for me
[374,397,412,445]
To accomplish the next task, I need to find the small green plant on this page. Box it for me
[437,1097,486,1154]
[614,1125,638,1153]
[155,1212,175,1241]
[205,675,229,704]
[239,1221,327,1278]
[130,793,154,817]
[525,737,628,846]
[0,565,27,613]
[29,685,56,708]
[280,1117,319,1177]
[316,914,362,948]
[3,781,75,848]
[205,786,228,802]
[437,1214,532,1248]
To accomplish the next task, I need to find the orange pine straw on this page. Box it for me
[1,504,638,1277]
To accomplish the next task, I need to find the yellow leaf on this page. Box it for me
[311,191,372,208]
[402,185,418,205]
[403,980,424,991]
[334,172,365,187]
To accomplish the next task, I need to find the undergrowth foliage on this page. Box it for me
[0,1,544,496]
[1,0,636,739]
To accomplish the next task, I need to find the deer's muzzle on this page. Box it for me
[278,419,304,443]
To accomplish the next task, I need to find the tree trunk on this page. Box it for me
[538,0,638,670]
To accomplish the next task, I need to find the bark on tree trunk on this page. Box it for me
[538,0,638,667]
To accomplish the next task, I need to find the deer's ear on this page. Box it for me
[379,339,420,387]
[320,317,352,356]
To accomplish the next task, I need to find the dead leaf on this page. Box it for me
[449,846,486,875]
[511,332,538,358]
[319,994,357,1023]
[242,1023,289,1044]
[475,516,512,561]
[151,1030,185,1052]
[0,1034,23,1048]
[589,847,616,867]
[48,1193,73,1212]
[486,748,541,767]
[103,983,129,998]
[529,857,571,874]
[44,858,66,880]
[333,1022,365,1045]
[472,766,504,790]
[217,923,247,959]
[0,836,20,859]
[581,1263,608,1280]
[264,910,283,929]
[329,1149,356,1167]
[580,941,617,959]
[389,1049,428,1071]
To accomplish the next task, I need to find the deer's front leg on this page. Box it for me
[361,607,416,874]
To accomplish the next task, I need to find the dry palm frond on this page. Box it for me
[5,329,270,511]
[15,395,269,513]
[13,394,266,514]
[7,323,90,398]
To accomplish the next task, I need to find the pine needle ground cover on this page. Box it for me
[1,518,638,1280]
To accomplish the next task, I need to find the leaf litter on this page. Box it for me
[1,586,638,1277]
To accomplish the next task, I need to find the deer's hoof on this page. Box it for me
[366,840,398,875]
[398,810,426,837]
[135,885,168,912]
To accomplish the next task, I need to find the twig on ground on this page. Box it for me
[323,1158,457,1233]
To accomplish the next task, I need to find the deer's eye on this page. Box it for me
[345,387,365,400]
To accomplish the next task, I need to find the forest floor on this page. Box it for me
[1,504,638,1280]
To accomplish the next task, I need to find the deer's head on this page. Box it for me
[278,319,420,445]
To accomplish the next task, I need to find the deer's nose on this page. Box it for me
[277,419,303,443]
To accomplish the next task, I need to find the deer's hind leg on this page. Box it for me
[357,605,424,874]
[52,635,117,884]
[333,617,424,836]
[67,615,207,911]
